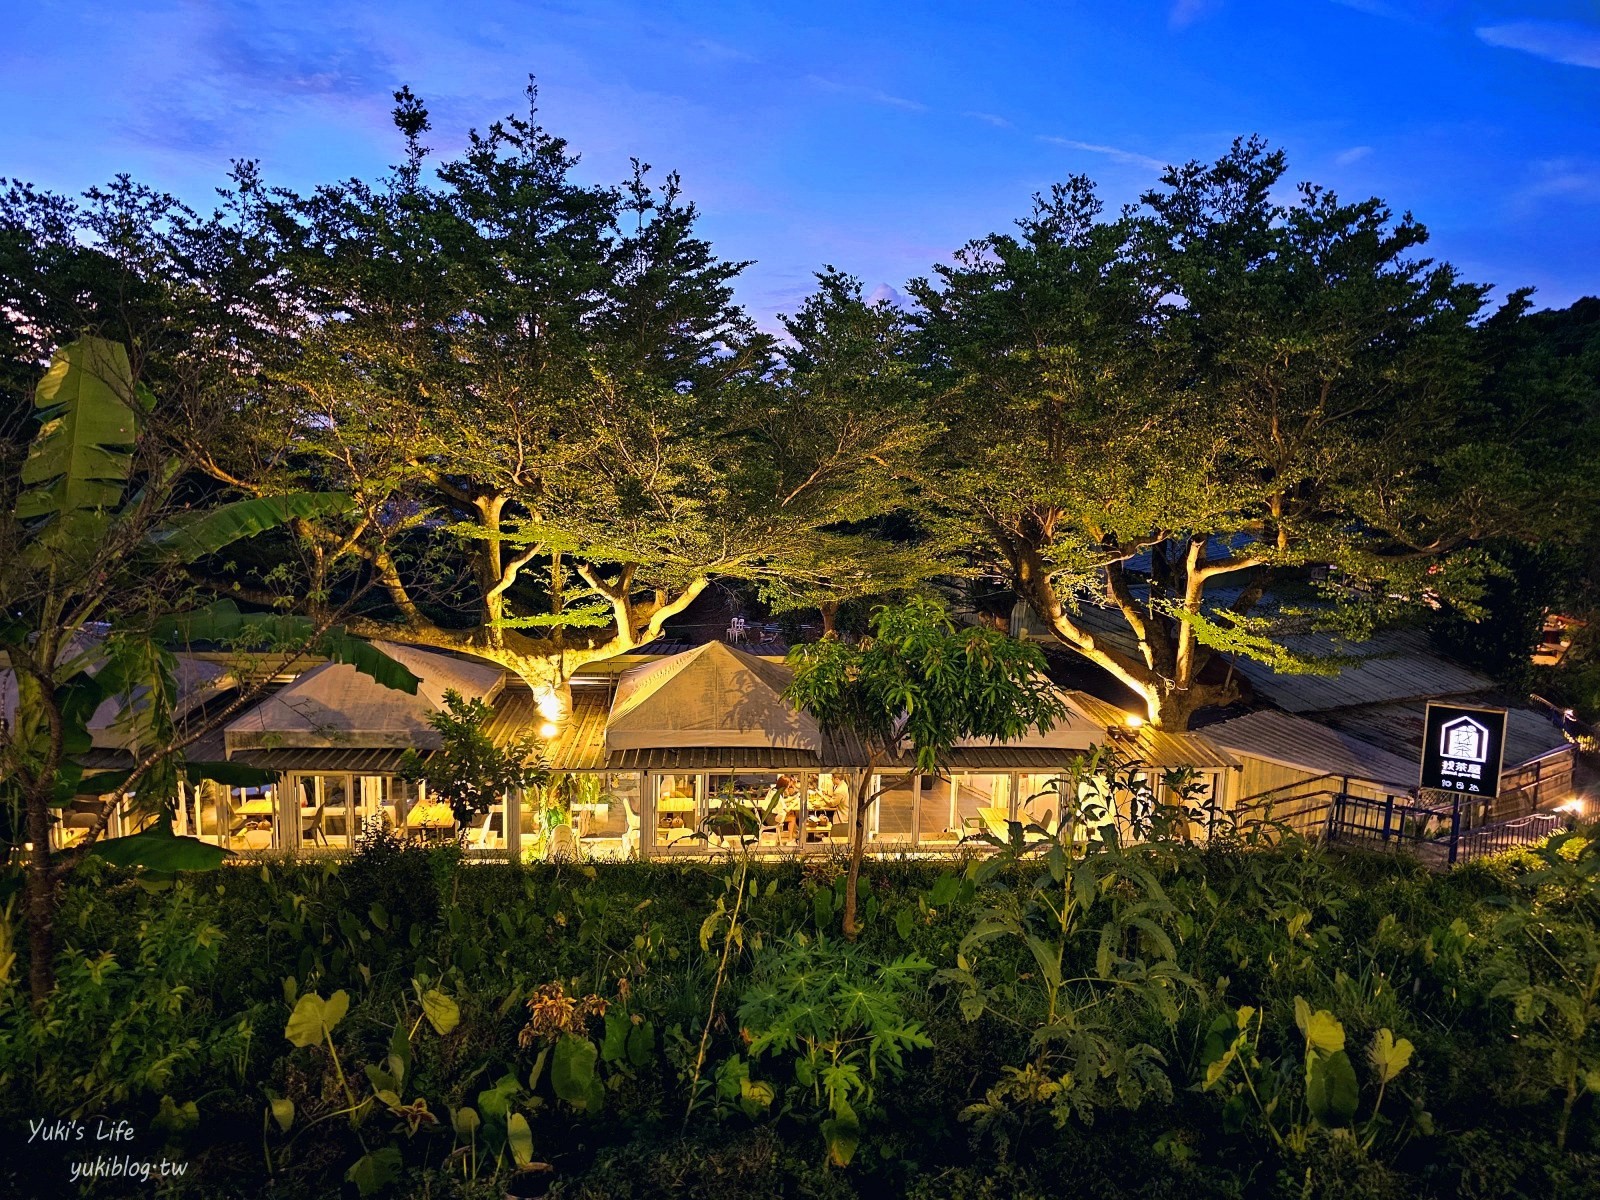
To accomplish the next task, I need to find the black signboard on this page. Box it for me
[1418,702,1507,795]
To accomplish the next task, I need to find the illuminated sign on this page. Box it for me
[1418,702,1507,795]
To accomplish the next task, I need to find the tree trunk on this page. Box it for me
[24,785,56,1006]
[841,765,874,940]
[1151,676,1238,730]
[819,601,839,638]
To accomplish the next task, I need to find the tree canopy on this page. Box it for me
[910,138,1595,726]
[3,107,1595,731]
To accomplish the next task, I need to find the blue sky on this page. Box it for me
[2,1,1597,328]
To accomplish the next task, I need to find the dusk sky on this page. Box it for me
[3,1,1597,328]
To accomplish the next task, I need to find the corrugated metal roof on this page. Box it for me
[1200,709,1419,791]
[1318,702,1572,772]
[608,746,826,771]
[1067,692,1238,770]
[485,686,612,772]
[1227,628,1492,713]
[232,747,409,773]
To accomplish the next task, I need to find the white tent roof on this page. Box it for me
[0,637,234,751]
[954,689,1107,749]
[606,641,822,751]
[224,642,504,753]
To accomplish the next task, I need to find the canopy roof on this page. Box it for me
[225,642,503,753]
[1199,708,1420,791]
[0,635,234,751]
[607,641,821,751]
[954,689,1105,749]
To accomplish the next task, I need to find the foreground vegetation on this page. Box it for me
[4,824,1600,1199]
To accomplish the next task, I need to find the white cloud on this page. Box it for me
[1477,21,1600,69]
[1335,145,1372,165]
[867,282,912,309]
[1517,159,1600,206]
[1037,135,1166,173]
[804,75,926,112]
[965,110,1012,128]
[1169,0,1220,30]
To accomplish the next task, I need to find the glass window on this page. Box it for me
[654,774,699,850]
[227,782,278,851]
[403,780,457,844]
[953,773,1011,840]
[871,773,917,843]
[702,773,800,849]
[916,777,960,847]
[573,772,641,859]
[1017,772,1066,838]
[802,773,851,849]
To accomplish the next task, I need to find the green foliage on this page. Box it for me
[735,934,933,1164]
[399,689,547,827]
[14,336,139,558]
[5,841,1600,1196]
[786,596,1067,774]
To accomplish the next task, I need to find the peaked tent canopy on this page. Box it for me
[606,641,822,751]
[954,688,1106,749]
[224,642,504,753]
[0,634,235,751]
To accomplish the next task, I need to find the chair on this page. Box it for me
[468,810,502,849]
[546,823,579,860]
[620,798,641,859]
[301,800,327,847]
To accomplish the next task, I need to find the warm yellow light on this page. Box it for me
[535,690,564,721]
[538,721,560,739]
[1556,797,1586,815]
[1124,713,1145,729]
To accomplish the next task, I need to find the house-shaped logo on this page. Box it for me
[1440,716,1490,763]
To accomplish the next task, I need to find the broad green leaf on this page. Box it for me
[151,1095,198,1134]
[739,1076,776,1118]
[507,1112,534,1168]
[268,1097,294,1133]
[284,990,349,1048]
[363,1063,398,1095]
[527,1044,551,1092]
[88,822,231,871]
[551,1034,599,1108]
[1293,998,1344,1055]
[147,493,354,562]
[16,337,137,527]
[1024,934,1063,994]
[346,1146,402,1197]
[821,1097,861,1167]
[385,1024,409,1088]
[600,1012,628,1063]
[626,1019,656,1068]
[155,601,419,695]
[451,1106,480,1137]
[320,631,421,695]
[1369,1028,1414,1084]
[1306,1049,1360,1126]
[421,988,460,1035]
[928,872,960,907]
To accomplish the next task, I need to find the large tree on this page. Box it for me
[911,139,1547,728]
[170,88,932,700]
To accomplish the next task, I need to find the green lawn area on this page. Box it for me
[5,829,1600,1199]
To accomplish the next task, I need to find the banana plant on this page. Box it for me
[2,336,416,1004]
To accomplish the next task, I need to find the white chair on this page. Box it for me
[546,823,579,860]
